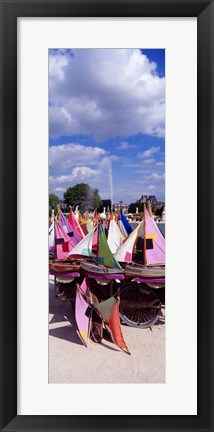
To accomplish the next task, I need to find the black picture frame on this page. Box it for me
[0,0,213,431]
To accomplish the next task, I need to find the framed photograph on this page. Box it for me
[0,0,213,431]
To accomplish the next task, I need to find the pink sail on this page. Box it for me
[54,218,73,260]
[144,208,165,265]
[92,209,99,251]
[75,286,91,346]
[49,221,55,254]
[58,209,82,247]
[68,207,85,239]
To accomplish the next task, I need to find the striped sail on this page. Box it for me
[120,209,133,235]
[117,219,128,238]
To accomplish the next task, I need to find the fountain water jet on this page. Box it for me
[109,164,114,210]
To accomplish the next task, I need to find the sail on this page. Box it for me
[93,295,117,321]
[80,277,91,297]
[87,219,93,232]
[144,207,165,265]
[93,294,129,354]
[49,221,55,254]
[98,222,122,269]
[80,223,89,236]
[117,217,128,238]
[120,209,133,235]
[114,222,144,262]
[58,209,81,247]
[66,227,96,258]
[102,217,109,233]
[107,214,125,254]
[107,298,130,354]
[54,218,73,260]
[68,207,85,239]
[148,200,153,217]
[75,286,91,346]
[92,209,99,251]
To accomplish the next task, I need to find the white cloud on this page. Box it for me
[49,150,118,201]
[143,158,156,165]
[50,168,165,203]
[148,185,156,191]
[49,166,99,185]
[49,143,107,176]
[118,141,138,150]
[49,49,165,140]
[111,177,165,203]
[138,146,160,158]
[118,141,129,150]
[54,187,65,192]
[145,172,165,180]
[49,53,69,82]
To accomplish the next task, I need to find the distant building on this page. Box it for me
[114,201,128,214]
[140,195,158,204]
[138,194,164,211]
[148,195,157,206]
[140,195,148,204]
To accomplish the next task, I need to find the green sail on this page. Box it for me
[98,222,122,269]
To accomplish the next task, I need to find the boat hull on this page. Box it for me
[125,263,165,278]
[80,261,124,275]
[49,260,80,273]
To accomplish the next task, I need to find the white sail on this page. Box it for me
[117,220,128,238]
[114,222,143,262]
[107,218,125,254]
[49,221,55,253]
[66,227,96,258]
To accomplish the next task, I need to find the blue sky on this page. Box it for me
[49,49,165,205]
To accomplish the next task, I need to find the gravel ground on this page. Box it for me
[49,277,165,384]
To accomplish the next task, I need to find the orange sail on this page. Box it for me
[108,299,130,354]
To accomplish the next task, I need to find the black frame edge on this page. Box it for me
[0,0,18,431]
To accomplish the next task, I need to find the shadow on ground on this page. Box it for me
[49,292,119,349]
[49,323,83,346]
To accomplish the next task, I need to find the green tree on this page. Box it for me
[128,201,143,213]
[153,205,164,217]
[91,188,102,210]
[49,193,59,209]
[100,199,112,212]
[63,183,102,213]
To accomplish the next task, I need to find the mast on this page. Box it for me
[57,204,60,223]
[96,216,100,263]
[143,204,147,265]
[53,216,56,259]
[51,209,55,222]
[53,217,57,297]
[132,221,143,260]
